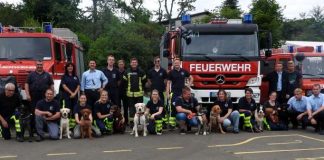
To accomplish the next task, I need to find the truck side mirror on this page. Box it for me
[295,52,305,62]
[265,32,272,57]
[162,32,170,57]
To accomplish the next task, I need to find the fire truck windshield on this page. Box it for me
[0,37,51,60]
[183,33,258,56]
[298,56,324,77]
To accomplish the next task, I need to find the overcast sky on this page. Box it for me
[1,0,323,19]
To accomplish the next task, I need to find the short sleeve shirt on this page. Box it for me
[238,97,257,112]
[287,71,302,94]
[168,68,190,94]
[175,96,198,113]
[0,93,20,118]
[147,68,167,92]
[27,71,54,93]
[61,74,80,94]
[213,99,233,117]
[36,99,60,121]
[93,101,113,119]
[102,67,120,89]
[146,100,164,115]
[287,96,307,112]
[73,103,92,119]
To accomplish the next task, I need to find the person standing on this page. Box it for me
[287,61,302,98]
[147,56,167,102]
[61,62,80,112]
[0,83,21,140]
[102,55,120,106]
[25,60,54,132]
[265,62,289,104]
[123,58,146,126]
[34,89,60,141]
[166,58,193,128]
[80,60,108,108]
[118,59,129,125]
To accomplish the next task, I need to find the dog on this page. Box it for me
[254,105,265,132]
[110,105,126,134]
[209,105,225,134]
[80,108,92,139]
[196,105,208,135]
[15,104,33,142]
[131,103,147,137]
[60,108,71,139]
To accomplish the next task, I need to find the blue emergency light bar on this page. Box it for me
[43,22,52,33]
[316,45,322,53]
[243,14,253,23]
[181,14,191,25]
[288,46,294,53]
[0,23,2,33]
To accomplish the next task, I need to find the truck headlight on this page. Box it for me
[247,76,262,87]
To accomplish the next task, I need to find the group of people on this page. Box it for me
[0,56,324,142]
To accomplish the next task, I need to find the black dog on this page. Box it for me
[15,104,33,142]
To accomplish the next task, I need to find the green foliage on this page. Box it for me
[0,3,26,26]
[250,0,283,48]
[220,0,241,19]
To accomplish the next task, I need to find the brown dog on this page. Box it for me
[80,108,92,139]
[110,105,126,134]
[209,105,225,134]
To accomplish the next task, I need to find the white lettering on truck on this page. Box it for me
[189,63,251,72]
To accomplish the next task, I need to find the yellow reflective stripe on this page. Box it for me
[142,74,146,80]
[139,77,142,92]
[126,74,132,96]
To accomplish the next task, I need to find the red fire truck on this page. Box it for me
[161,15,272,104]
[260,47,324,103]
[0,23,84,99]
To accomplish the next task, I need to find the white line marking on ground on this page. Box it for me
[47,152,77,156]
[297,134,324,143]
[267,140,303,145]
[157,147,184,150]
[208,134,298,147]
[0,155,17,159]
[296,156,324,160]
[234,148,324,155]
[103,150,132,153]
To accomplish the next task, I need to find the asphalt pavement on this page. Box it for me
[1,128,324,160]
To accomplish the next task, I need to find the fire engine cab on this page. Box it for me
[0,23,84,99]
[161,14,272,104]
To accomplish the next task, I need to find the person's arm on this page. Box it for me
[25,74,31,101]
[73,85,80,96]
[166,80,171,99]
[46,112,60,121]
[35,108,51,117]
[89,114,93,123]
[176,106,192,114]
[101,71,108,90]
[62,84,73,95]
[48,74,55,92]
[0,114,8,128]
[187,75,193,86]
[152,107,163,117]
[74,114,81,124]
[96,112,111,119]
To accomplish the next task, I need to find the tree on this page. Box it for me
[115,0,151,23]
[0,3,26,26]
[309,5,324,23]
[250,0,283,48]
[220,0,241,19]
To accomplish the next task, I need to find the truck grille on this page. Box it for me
[191,74,253,89]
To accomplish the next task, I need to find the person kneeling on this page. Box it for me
[175,87,207,135]
[145,90,164,135]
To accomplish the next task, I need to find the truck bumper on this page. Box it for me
[191,87,261,104]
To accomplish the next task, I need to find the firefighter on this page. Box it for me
[80,60,108,108]
[25,60,54,132]
[118,59,129,125]
[0,83,21,141]
[94,90,114,135]
[123,58,146,126]
[102,55,121,106]
[147,56,167,103]
[166,58,193,128]
[145,89,164,135]
[307,84,324,135]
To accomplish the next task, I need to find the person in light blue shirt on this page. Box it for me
[287,88,308,129]
[307,84,324,134]
[81,60,108,108]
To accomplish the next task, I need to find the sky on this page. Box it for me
[1,0,323,19]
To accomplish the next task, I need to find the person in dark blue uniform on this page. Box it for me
[145,89,164,135]
[93,90,114,135]
[61,62,80,112]
[102,55,120,106]
[147,56,167,103]
[238,88,259,132]
[118,59,129,125]
[166,58,193,128]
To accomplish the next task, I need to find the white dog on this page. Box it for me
[60,108,71,139]
[131,103,147,137]
[254,106,265,132]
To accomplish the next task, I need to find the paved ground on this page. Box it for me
[1,129,324,160]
